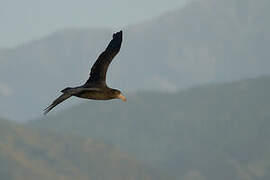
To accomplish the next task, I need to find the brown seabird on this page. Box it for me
[44,30,126,114]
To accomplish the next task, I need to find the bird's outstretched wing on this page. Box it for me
[85,30,122,85]
[43,93,72,115]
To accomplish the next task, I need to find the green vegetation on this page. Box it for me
[0,118,168,180]
[31,76,270,179]
[0,0,269,178]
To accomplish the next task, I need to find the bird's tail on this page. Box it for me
[43,93,72,115]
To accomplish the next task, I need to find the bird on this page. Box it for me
[44,30,126,115]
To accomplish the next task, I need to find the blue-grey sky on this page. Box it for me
[0,0,187,48]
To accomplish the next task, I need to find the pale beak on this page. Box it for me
[118,93,127,102]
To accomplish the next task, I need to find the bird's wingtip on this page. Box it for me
[43,106,50,115]
[113,30,123,38]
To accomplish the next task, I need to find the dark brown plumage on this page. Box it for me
[44,30,126,115]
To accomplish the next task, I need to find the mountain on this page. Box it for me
[1,0,270,121]
[0,118,168,180]
[31,76,270,180]
[1,0,187,47]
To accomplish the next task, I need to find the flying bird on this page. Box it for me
[44,30,126,114]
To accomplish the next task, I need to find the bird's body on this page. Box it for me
[44,30,126,114]
[62,85,120,100]
[74,87,112,100]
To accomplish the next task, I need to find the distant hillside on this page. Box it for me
[31,76,270,180]
[0,0,187,47]
[0,0,270,121]
[0,118,168,180]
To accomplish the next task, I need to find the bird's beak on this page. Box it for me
[118,93,127,102]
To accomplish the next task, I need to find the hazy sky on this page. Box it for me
[0,0,187,48]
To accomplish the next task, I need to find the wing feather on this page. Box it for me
[43,93,72,115]
[85,30,122,85]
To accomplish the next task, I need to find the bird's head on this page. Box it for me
[111,89,127,102]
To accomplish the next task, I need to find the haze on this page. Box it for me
[0,0,187,47]
[0,0,270,179]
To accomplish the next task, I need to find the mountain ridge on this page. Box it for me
[0,0,269,121]
[0,118,170,180]
[30,75,270,179]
